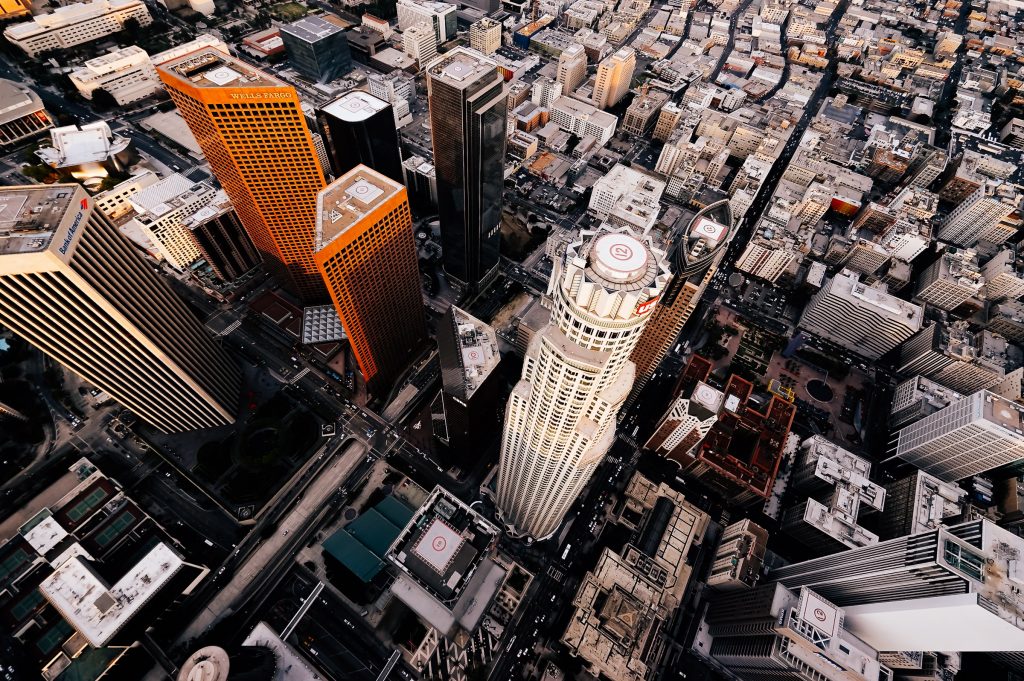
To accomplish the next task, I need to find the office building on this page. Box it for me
[0,184,239,432]
[653,101,684,142]
[588,163,665,219]
[124,173,217,270]
[981,246,1024,302]
[938,181,1021,247]
[3,0,152,57]
[798,269,924,360]
[158,48,328,301]
[645,379,722,463]
[531,77,563,109]
[185,195,262,282]
[693,583,893,681]
[556,44,588,94]
[913,248,984,311]
[403,22,438,67]
[280,15,352,83]
[770,519,1024,651]
[496,227,671,539]
[891,388,1024,481]
[707,519,769,592]
[403,154,438,213]
[888,375,964,430]
[397,0,457,43]
[549,95,618,145]
[436,306,502,461]
[469,17,501,55]
[622,89,670,136]
[317,91,403,184]
[629,201,732,400]
[313,166,427,397]
[562,473,710,681]
[0,79,53,147]
[984,299,1024,344]
[894,322,1018,395]
[427,48,506,293]
[781,436,885,555]
[876,470,966,540]
[387,486,505,640]
[592,47,635,109]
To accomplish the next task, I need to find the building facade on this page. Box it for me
[0,184,239,432]
[592,47,635,110]
[185,196,262,282]
[0,79,53,147]
[158,49,328,301]
[280,15,352,83]
[3,0,152,57]
[496,227,670,539]
[317,90,404,184]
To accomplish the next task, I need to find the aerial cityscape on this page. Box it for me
[0,0,1023,678]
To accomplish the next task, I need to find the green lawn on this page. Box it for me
[270,2,308,20]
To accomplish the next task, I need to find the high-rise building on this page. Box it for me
[469,17,502,55]
[496,226,671,539]
[125,173,217,270]
[707,519,769,591]
[893,321,1018,395]
[403,22,438,68]
[185,194,262,283]
[875,470,966,540]
[694,583,893,681]
[798,269,924,360]
[158,48,328,301]
[913,248,984,311]
[0,0,30,20]
[0,184,239,432]
[427,48,506,293]
[770,519,1024,651]
[317,90,403,184]
[982,246,1024,302]
[556,44,587,94]
[592,47,635,110]
[938,180,1021,247]
[313,166,428,397]
[397,0,457,43]
[890,388,1024,481]
[279,15,352,83]
[436,306,502,461]
[628,201,732,401]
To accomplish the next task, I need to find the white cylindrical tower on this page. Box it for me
[496,226,671,539]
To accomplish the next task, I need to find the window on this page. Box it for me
[943,539,985,582]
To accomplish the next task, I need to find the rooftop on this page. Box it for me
[158,48,284,89]
[321,90,390,123]
[445,307,500,398]
[835,269,924,324]
[0,185,79,257]
[280,14,345,42]
[315,166,403,251]
[428,48,499,88]
[0,79,46,126]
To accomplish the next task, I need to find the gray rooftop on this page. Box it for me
[280,14,345,42]
[0,185,77,256]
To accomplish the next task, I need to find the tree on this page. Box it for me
[91,87,118,110]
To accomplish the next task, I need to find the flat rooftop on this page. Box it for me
[315,167,403,251]
[448,307,500,398]
[158,48,283,89]
[321,90,389,123]
[0,185,77,256]
[428,48,498,88]
[0,78,45,126]
[280,14,345,42]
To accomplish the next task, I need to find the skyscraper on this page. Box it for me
[938,180,1021,247]
[592,47,635,110]
[185,195,262,282]
[279,15,352,83]
[770,519,1024,651]
[427,48,506,293]
[496,226,671,539]
[628,200,732,403]
[157,48,327,301]
[556,44,587,94]
[316,90,404,184]
[313,166,428,397]
[0,184,239,432]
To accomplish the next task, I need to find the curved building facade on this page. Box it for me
[497,226,670,539]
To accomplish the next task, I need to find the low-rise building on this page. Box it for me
[549,95,618,145]
[4,0,151,57]
[0,78,53,147]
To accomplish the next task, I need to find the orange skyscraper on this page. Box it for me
[314,165,428,397]
[157,47,327,301]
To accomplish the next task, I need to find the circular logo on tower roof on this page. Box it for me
[813,608,827,622]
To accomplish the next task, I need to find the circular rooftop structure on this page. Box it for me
[178,646,230,681]
[590,232,651,284]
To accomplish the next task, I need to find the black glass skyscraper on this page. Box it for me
[316,91,404,185]
[427,48,506,294]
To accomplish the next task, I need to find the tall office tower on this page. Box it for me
[770,519,1024,651]
[592,47,635,110]
[982,246,1024,302]
[157,48,327,302]
[890,388,1024,481]
[313,166,428,397]
[556,44,587,94]
[496,226,671,539]
[780,436,885,556]
[469,17,501,55]
[435,306,502,461]
[0,185,239,432]
[798,269,923,360]
[185,195,262,282]
[694,583,892,681]
[875,470,966,540]
[427,48,506,293]
[628,201,732,403]
[706,518,769,591]
[893,321,1018,395]
[913,247,984,312]
[938,180,1021,247]
[397,0,457,43]
[653,101,684,142]
[279,15,352,83]
[403,22,439,68]
[126,173,217,270]
[316,91,403,184]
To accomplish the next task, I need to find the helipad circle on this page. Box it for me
[432,537,447,551]
[591,233,649,283]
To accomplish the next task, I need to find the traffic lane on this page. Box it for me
[290,600,384,681]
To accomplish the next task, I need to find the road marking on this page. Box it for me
[281,581,324,639]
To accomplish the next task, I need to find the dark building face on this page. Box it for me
[317,91,404,184]
[427,49,506,293]
[186,203,261,282]
[280,16,352,83]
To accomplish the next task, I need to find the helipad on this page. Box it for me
[413,518,464,574]
[591,232,650,283]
